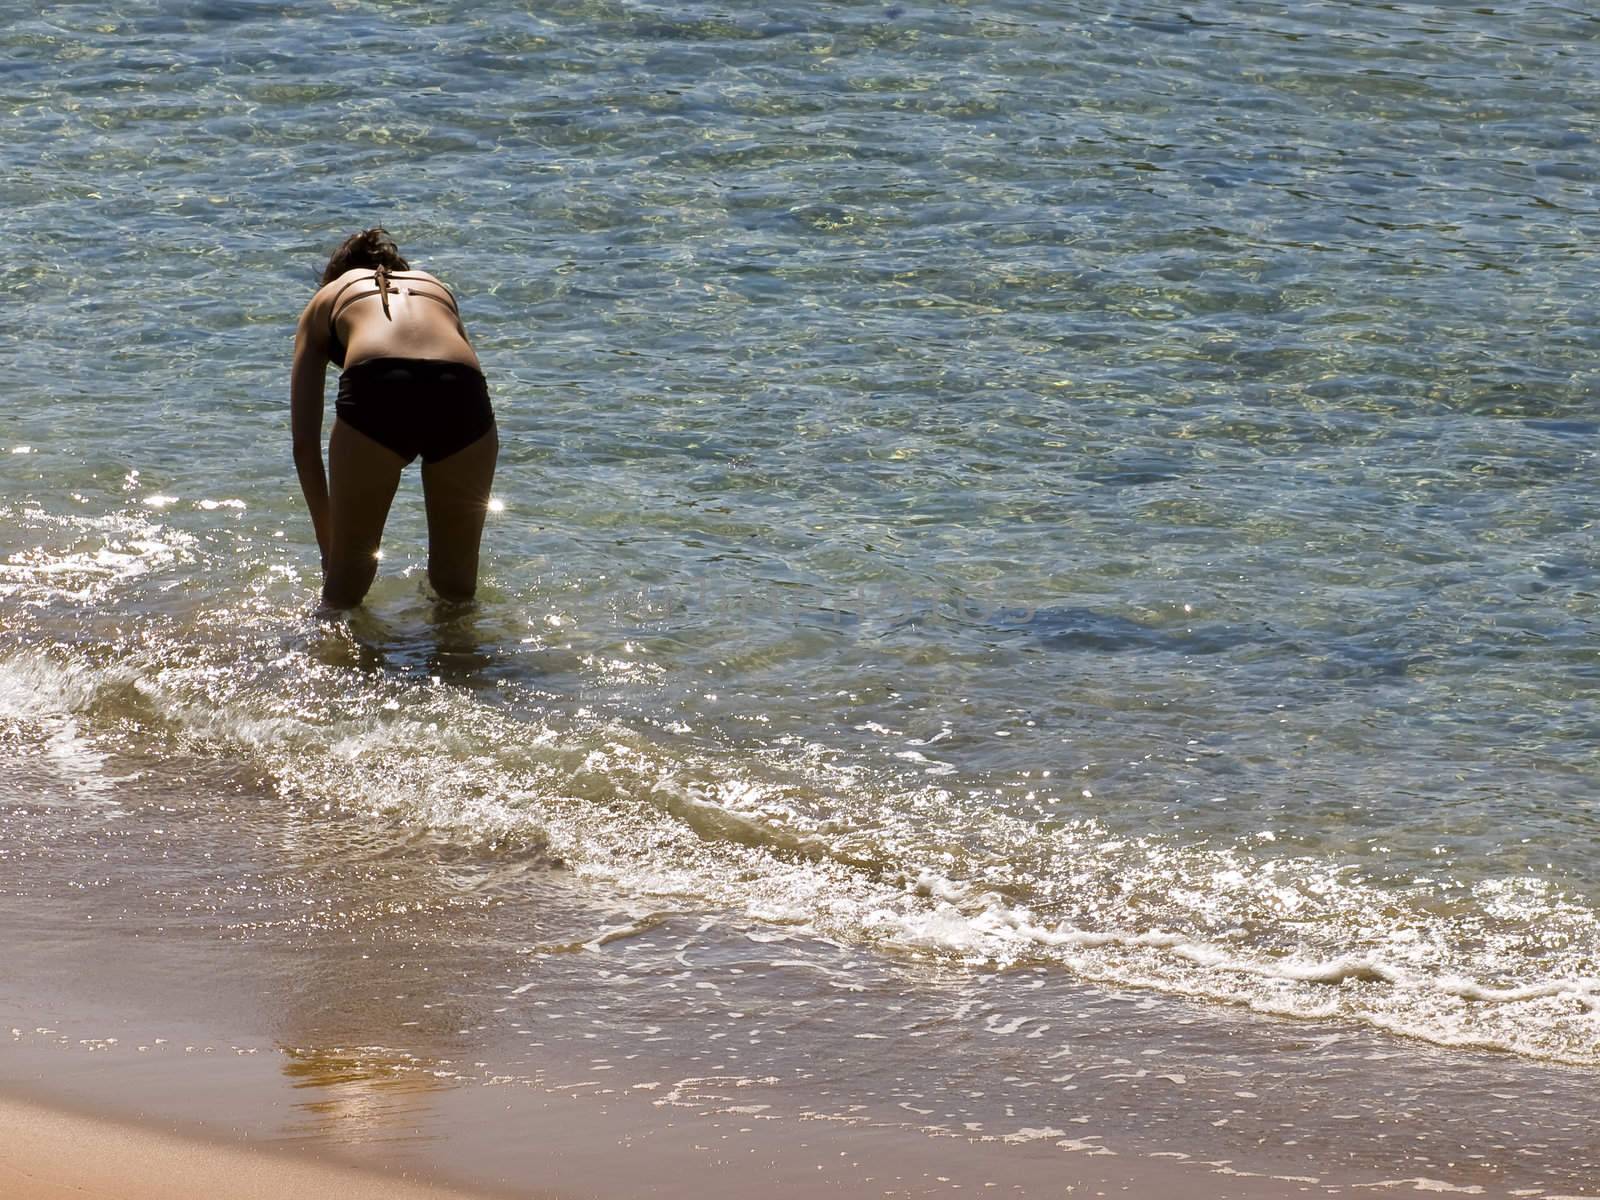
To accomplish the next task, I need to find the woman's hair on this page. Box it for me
[321,227,410,285]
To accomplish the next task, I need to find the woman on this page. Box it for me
[291,229,497,609]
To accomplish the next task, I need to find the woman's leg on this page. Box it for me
[420,426,498,601]
[324,419,407,608]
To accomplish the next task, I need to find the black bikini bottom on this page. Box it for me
[335,357,495,465]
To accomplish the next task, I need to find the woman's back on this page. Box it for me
[316,267,481,370]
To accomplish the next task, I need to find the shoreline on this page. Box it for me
[0,1091,504,1200]
[4,856,1595,1200]
[0,1076,1339,1200]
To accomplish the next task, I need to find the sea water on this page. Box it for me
[2,0,1597,1191]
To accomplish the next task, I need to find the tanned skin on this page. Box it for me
[292,256,497,609]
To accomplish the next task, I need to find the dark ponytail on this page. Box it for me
[321,227,410,286]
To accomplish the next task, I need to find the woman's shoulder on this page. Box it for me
[302,268,370,313]
[321,267,378,292]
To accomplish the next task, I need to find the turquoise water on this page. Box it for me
[3,0,1598,1190]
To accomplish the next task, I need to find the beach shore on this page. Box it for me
[0,1093,502,1200]
[5,873,1588,1200]
[2,680,1591,1200]
[0,1080,1349,1200]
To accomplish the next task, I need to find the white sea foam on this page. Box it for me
[0,509,196,603]
[3,634,1598,1068]
[0,655,133,800]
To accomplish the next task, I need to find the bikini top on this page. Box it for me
[325,267,464,367]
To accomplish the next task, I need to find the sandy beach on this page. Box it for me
[0,1081,1349,1200]
[1,986,1355,1200]
[0,1094,500,1200]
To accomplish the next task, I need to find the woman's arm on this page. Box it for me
[290,302,332,565]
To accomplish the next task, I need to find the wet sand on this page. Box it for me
[0,1094,501,1200]
[2,989,1339,1200]
[0,1079,1335,1200]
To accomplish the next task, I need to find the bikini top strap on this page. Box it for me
[326,274,466,362]
[327,271,462,338]
[393,272,461,317]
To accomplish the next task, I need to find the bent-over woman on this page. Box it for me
[291,227,498,608]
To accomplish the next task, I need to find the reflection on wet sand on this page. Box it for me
[261,817,516,1154]
[282,1044,452,1146]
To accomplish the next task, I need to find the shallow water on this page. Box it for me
[3,0,1598,1191]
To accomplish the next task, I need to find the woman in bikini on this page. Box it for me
[291,228,498,609]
